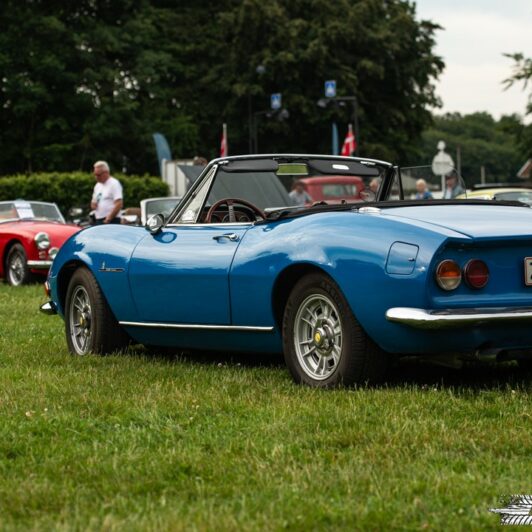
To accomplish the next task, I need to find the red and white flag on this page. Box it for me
[220,123,228,157]
[341,123,357,156]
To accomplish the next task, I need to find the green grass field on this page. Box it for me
[0,284,530,530]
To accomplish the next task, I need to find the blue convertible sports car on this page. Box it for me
[41,154,532,387]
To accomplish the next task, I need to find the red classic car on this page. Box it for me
[299,175,365,204]
[0,200,80,286]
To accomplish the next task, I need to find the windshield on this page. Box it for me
[495,191,532,205]
[172,156,495,225]
[145,198,181,219]
[211,159,386,208]
[174,157,390,224]
[0,201,64,222]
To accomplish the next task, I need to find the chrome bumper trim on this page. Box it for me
[28,260,52,269]
[386,306,532,329]
[40,301,57,315]
[119,321,274,332]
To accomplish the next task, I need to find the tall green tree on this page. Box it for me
[0,0,443,174]
[0,0,197,174]
[177,0,443,162]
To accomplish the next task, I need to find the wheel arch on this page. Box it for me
[2,239,24,277]
[57,259,90,314]
[271,263,334,331]
[3,238,22,264]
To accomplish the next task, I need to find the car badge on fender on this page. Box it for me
[99,261,124,273]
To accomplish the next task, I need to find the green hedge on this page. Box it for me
[0,172,168,216]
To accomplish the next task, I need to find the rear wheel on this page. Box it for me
[282,273,388,387]
[65,267,128,355]
[5,244,31,286]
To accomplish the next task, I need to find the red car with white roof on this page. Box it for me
[0,200,80,286]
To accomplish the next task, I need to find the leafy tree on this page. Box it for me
[181,0,443,162]
[0,0,444,174]
[504,53,532,158]
[413,112,527,184]
[0,0,198,175]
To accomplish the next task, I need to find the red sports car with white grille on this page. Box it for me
[0,200,80,286]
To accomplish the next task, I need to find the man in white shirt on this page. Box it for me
[91,161,123,224]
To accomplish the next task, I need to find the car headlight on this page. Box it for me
[34,232,50,250]
[48,247,59,259]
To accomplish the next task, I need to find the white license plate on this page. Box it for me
[525,258,532,286]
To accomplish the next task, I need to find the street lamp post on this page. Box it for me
[248,64,266,154]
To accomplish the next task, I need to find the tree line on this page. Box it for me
[0,1,529,181]
[0,0,443,175]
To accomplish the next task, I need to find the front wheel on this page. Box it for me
[282,273,388,387]
[5,243,31,286]
[65,267,128,355]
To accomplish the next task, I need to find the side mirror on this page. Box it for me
[145,213,164,235]
[69,207,83,217]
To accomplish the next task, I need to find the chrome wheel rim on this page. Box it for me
[69,285,92,355]
[294,293,343,380]
[7,251,25,286]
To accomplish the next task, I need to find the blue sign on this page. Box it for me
[325,80,336,98]
[271,93,282,110]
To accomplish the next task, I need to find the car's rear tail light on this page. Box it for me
[464,259,489,289]
[435,259,462,290]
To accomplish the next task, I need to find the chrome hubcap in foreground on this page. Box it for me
[294,294,343,380]
[69,286,92,355]
[8,252,25,285]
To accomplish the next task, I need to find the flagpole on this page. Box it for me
[223,123,228,156]
[220,123,228,157]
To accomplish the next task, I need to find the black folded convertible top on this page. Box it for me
[258,199,529,223]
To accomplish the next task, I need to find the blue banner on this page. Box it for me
[152,133,172,176]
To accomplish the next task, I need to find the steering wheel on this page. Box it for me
[206,198,265,223]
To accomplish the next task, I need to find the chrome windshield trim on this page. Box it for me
[27,260,53,268]
[119,321,274,332]
[386,306,532,329]
[165,222,254,228]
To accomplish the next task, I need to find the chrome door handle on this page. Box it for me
[213,233,239,242]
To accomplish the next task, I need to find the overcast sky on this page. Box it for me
[414,0,532,120]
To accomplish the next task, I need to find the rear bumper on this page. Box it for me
[28,260,52,269]
[40,301,57,315]
[386,306,532,329]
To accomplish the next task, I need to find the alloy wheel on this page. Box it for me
[69,285,93,355]
[293,293,343,380]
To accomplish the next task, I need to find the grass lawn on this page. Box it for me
[0,284,530,530]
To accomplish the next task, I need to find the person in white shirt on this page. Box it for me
[91,161,123,224]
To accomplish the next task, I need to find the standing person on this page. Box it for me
[443,173,464,199]
[289,181,312,206]
[415,179,433,200]
[91,161,123,224]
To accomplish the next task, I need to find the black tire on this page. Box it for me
[65,267,129,355]
[282,273,388,387]
[5,243,31,286]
